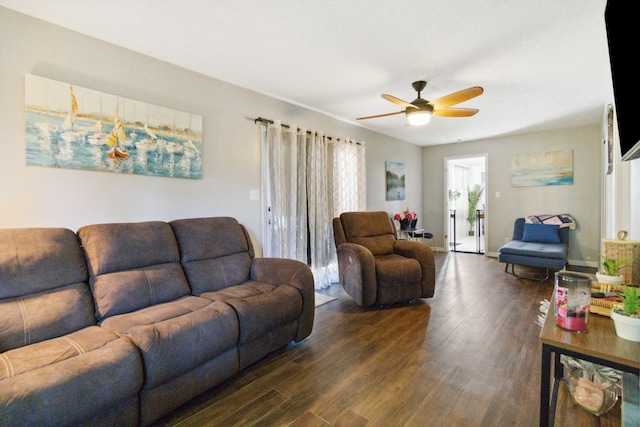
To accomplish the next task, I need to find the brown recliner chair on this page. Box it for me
[332,211,436,306]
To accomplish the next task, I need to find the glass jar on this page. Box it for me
[565,368,618,415]
[554,271,592,331]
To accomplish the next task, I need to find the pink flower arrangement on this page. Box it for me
[394,209,417,221]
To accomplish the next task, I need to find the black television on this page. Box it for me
[605,1,640,161]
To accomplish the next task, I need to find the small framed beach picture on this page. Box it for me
[385,161,405,200]
[24,74,203,179]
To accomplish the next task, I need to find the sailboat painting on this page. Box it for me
[25,74,203,179]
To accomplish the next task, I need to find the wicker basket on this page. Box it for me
[602,237,640,285]
[589,281,640,316]
[589,281,624,317]
[589,297,619,317]
[591,281,627,294]
[589,304,612,317]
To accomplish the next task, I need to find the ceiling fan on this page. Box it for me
[357,81,484,126]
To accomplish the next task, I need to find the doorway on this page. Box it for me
[445,154,487,254]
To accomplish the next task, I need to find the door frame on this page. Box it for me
[443,153,488,254]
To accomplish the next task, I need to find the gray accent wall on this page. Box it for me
[0,7,421,255]
[0,7,617,266]
[422,126,602,266]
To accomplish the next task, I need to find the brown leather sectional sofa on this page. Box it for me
[0,217,315,426]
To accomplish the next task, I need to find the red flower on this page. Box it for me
[394,209,417,221]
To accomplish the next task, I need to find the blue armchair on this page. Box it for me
[498,218,569,280]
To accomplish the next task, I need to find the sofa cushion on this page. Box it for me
[0,326,142,426]
[339,212,396,256]
[499,240,567,260]
[348,234,396,256]
[0,283,96,353]
[375,254,422,283]
[100,296,239,389]
[78,221,180,274]
[170,217,254,293]
[0,326,128,380]
[0,228,88,299]
[78,221,191,320]
[374,254,422,303]
[89,263,190,321]
[179,251,253,295]
[199,281,302,345]
[522,223,560,243]
[0,228,94,351]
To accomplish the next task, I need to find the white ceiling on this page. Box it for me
[1,0,611,147]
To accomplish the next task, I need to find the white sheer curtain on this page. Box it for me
[265,120,307,261]
[331,138,366,217]
[264,120,365,289]
[306,131,337,288]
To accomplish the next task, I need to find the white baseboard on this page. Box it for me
[567,259,598,268]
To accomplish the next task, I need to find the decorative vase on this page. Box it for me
[610,310,640,342]
[565,368,619,416]
[554,271,591,332]
[595,272,624,285]
[399,219,409,230]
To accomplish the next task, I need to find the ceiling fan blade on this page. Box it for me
[432,107,479,117]
[429,86,484,109]
[381,94,419,109]
[356,110,405,120]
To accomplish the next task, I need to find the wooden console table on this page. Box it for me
[539,299,640,426]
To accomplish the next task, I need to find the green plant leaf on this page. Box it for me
[620,286,640,315]
[598,253,629,276]
[466,184,484,228]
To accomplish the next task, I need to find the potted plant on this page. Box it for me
[595,253,628,285]
[448,189,461,205]
[466,185,484,236]
[610,286,640,342]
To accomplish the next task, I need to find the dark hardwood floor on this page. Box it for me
[151,253,607,427]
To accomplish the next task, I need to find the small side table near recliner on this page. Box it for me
[399,218,438,255]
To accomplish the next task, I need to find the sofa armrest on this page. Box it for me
[394,241,436,298]
[250,258,315,342]
[336,243,377,306]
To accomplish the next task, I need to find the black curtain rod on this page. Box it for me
[253,117,363,145]
[254,117,277,126]
[254,117,332,140]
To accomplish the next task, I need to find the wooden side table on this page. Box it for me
[539,296,640,426]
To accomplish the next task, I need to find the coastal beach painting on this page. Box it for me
[25,74,203,179]
[385,161,405,200]
[511,149,573,187]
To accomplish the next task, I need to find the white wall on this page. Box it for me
[366,139,423,224]
[423,126,602,266]
[631,161,640,240]
[3,6,629,267]
[0,7,421,254]
[603,105,640,244]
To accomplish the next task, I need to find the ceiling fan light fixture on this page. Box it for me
[406,109,432,126]
[356,81,482,125]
